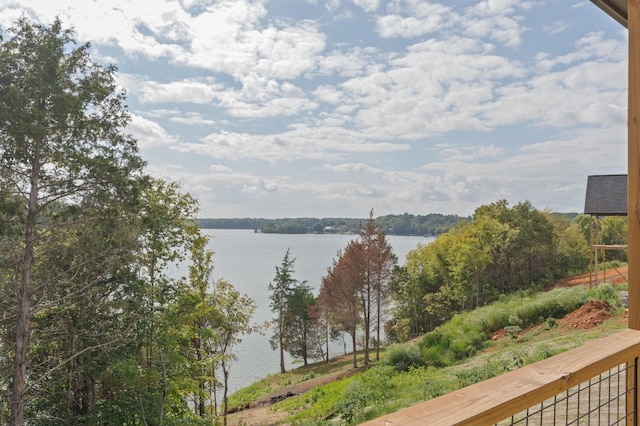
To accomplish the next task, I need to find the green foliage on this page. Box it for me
[390,200,593,345]
[279,376,355,424]
[301,371,316,381]
[417,286,589,366]
[591,284,622,308]
[456,360,502,387]
[384,344,425,371]
[257,280,625,426]
[0,15,149,424]
[336,366,397,425]
[0,17,257,425]
[505,325,522,340]
[199,214,466,236]
[337,381,368,424]
[269,249,321,371]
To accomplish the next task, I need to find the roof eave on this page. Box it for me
[590,0,628,28]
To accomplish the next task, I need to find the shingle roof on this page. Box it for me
[584,174,627,215]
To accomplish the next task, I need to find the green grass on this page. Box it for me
[227,352,376,410]
[228,283,629,425]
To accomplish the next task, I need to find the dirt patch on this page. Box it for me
[558,300,613,329]
[250,365,361,409]
[491,300,617,343]
[227,355,363,426]
[546,265,628,290]
[491,328,509,340]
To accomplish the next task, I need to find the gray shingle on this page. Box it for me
[584,174,627,215]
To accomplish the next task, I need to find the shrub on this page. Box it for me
[456,361,501,387]
[337,381,368,424]
[384,345,424,372]
[545,317,557,329]
[504,325,521,340]
[591,284,621,308]
[360,365,396,403]
[417,286,589,367]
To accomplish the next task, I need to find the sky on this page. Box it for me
[0,0,629,219]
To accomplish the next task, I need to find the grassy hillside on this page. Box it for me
[227,282,628,425]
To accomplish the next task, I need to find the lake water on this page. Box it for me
[197,229,435,393]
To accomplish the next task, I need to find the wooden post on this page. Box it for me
[630,0,640,331]
[593,245,600,287]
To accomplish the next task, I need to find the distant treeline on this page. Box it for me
[198,213,470,236]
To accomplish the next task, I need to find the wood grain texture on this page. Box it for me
[629,0,640,331]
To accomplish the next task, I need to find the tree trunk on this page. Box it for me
[302,325,308,366]
[376,286,381,361]
[279,305,286,373]
[325,323,329,364]
[192,335,205,417]
[11,250,31,426]
[351,329,357,369]
[222,362,230,426]
[11,138,41,426]
[363,288,370,365]
[211,365,218,416]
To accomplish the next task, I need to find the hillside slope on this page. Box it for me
[227,270,629,425]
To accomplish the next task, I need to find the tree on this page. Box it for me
[600,216,628,261]
[281,285,320,366]
[268,249,306,373]
[389,200,567,344]
[0,17,144,425]
[212,279,255,425]
[318,243,363,368]
[165,233,219,421]
[557,222,590,274]
[358,213,397,361]
[309,299,331,364]
[106,178,201,425]
[19,199,147,424]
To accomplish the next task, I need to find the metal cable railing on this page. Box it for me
[496,360,637,425]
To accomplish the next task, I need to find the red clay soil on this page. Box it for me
[491,299,620,342]
[558,300,614,329]
[545,265,628,290]
[493,266,628,341]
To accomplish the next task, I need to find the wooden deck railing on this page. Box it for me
[360,328,640,425]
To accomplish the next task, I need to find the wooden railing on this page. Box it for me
[360,328,640,425]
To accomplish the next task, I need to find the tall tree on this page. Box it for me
[0,17,144,425]
[281,284,321,366]
[212,279,256,425]
[114,178,201,425]
[318,243,363,368]
[358,213,397,361]
[268,249,303,374]
[166,233,219,420]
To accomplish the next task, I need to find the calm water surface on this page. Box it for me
[199,229,434,393]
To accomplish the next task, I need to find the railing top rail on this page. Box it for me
[360,328,640,426]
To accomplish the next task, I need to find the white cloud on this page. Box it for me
[0,0,629,218]
[321,163,384,175]
[376,2,454,38]
[180,126,410,162]
[120,75,222,105]
[170,113,216,125]
[127,114,178,148]
[349,0,379,12]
